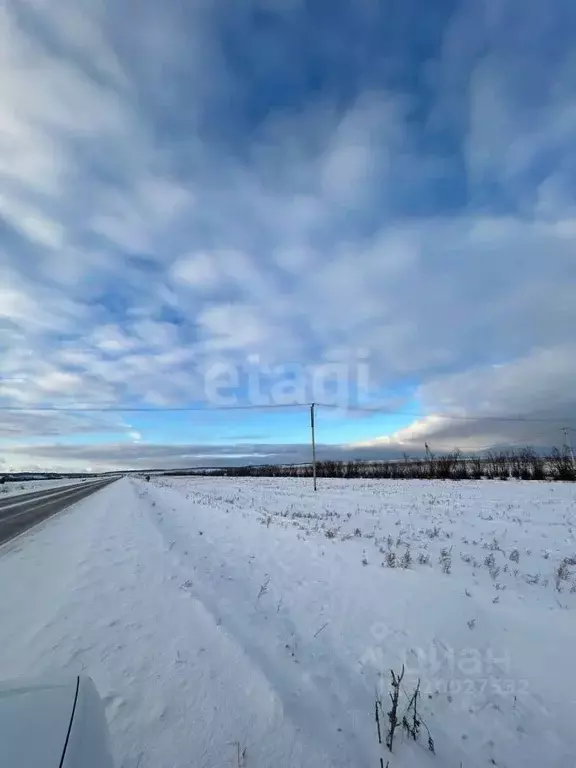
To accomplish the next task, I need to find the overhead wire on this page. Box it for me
[0,401,573,426]
[315,403,576,425]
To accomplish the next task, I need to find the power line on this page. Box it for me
[0,400,574,425]
[0,403,308,413]
[316,403,576,425]
[471,429,561,454]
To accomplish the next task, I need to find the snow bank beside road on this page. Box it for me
[0,476,574,768]
[0,479,332,768]
[0,478,91,498]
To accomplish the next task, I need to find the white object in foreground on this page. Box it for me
[0,675,115,768]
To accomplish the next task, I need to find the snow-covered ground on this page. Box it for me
[0,477,92,498]
[0,477,575,768]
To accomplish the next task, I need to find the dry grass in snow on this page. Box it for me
[0,476,574,768]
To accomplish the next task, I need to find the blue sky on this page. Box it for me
[1,0,575,471]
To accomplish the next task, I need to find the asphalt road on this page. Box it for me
[0,479,115,546]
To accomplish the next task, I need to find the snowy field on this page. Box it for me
[0,477,91,497]
[0,476,575,768]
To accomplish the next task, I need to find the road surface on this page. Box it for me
[0,479,115,545]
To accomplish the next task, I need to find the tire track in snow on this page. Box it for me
[137,479,385,768]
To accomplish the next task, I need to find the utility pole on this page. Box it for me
[563,428,575,468]
[310,403,317,492]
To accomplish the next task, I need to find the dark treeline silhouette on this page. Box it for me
[189,447,576,482]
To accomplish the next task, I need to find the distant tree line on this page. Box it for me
[193,447,576,482]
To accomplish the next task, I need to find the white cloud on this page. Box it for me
[0,196,65,249]
[197,304,271,351]
[0,2,131,207]
[419,344,576,420]
[350,414,452,449]
[0,285,38,325]
[171,252,222,289]
[36,371,84,394]
[353,344,576,453]
[91,326,137,354]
